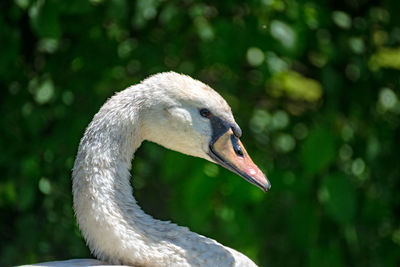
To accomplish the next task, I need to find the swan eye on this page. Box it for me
[199,108,212,118]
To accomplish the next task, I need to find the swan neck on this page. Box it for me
[71,85,255,266]
[72,91,149,264]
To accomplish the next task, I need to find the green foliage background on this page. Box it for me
[1,0,400,266]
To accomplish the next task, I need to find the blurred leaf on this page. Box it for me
[369,47,400,71]
[0,181,17,206]
[309,243,345,267]
[268,71,323,102]
[300,127,336,175]
[29,0,61,38]
[320,173,356,225]
[0,18,19,80]
[289,200,318,250]
[59,0,92,15]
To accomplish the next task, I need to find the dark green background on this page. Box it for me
[1,0,399,266]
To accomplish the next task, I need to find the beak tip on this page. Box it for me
[262,179,271,192]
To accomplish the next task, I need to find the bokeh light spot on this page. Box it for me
[38,177,52,195]
[270,20,295,48]
[246,47,265,67]
[351,158,365,176]
[332,11,352,29]
[379,88,398,110]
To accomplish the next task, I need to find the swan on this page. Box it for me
[23,72,270,267]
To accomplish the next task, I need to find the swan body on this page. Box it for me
[24,72,270,267]
[20,259,122,266]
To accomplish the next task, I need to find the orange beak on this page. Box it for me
[209,129,271,192]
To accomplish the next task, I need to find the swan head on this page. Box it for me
[140,72,271,192]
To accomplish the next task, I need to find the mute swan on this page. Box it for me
[24,72,270,267]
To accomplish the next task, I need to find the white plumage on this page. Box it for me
[24,72,267,267]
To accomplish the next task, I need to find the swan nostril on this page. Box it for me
[230,134,244,157]
[234,145,244,157]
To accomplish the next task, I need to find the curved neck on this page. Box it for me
[72,87,254,266]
